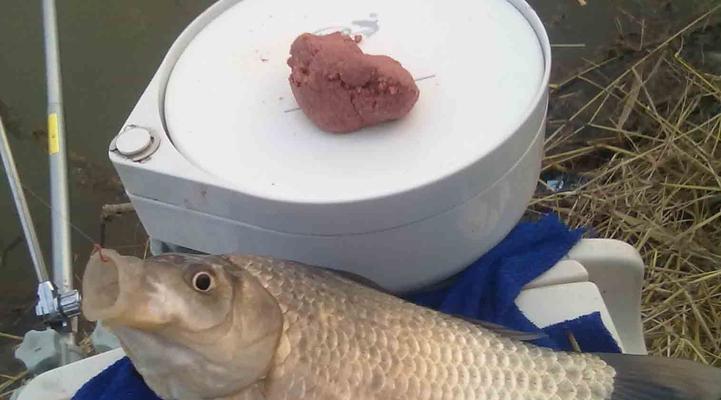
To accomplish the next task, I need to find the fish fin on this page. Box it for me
[452,315,547,342]
[334,271,393,294]
[313,266,393,294]
[597,353,721,400]
[218,382,266,400]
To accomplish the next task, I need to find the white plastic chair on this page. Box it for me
[517,238,647,355]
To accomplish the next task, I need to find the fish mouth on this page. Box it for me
[82,249,138,323]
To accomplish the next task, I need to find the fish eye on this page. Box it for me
[192,272,214,292]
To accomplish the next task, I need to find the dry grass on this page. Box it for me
[0,370,27,400]
[532,6,721,365]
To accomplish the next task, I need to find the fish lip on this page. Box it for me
[82,250,133,323]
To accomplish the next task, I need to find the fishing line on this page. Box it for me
[13,179,107,257]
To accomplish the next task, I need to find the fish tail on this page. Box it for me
[596,353,721,400]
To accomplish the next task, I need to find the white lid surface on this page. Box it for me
[164,0,544,207]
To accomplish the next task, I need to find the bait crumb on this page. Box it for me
[287,32,419,133]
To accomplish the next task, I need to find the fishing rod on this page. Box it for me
[0,113,81,366]
[0,0,82,367]
[42,0,81,365]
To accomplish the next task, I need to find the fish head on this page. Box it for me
[82,250,237,331]
[82,249,283,399]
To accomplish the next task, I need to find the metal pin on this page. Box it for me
[414,74,437,82]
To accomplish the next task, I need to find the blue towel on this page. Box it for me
[73,214,620,400]
[406,213,621,352]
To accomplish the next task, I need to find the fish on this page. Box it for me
[81,249,721,400]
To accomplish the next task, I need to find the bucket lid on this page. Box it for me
[163,0,548,234]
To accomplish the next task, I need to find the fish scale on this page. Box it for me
[81,251,721,399]
[234,257,616,400]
